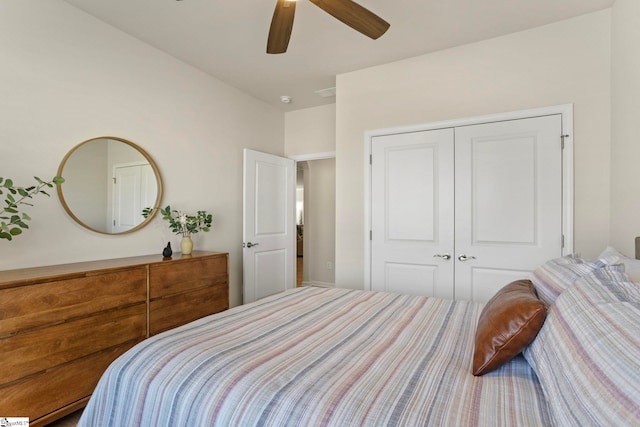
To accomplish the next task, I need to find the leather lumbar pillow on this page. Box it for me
[473,279,547,376]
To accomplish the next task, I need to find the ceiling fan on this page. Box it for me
[267,0,390,54]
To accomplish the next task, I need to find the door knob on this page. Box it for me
[457,254,476,261]
[433,253,451,260]
[244,242,259,248]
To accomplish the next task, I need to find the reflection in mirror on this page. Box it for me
[57,137,163,235]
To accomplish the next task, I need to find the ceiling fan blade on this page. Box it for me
[309,0,390,40]
[267,0,297,54]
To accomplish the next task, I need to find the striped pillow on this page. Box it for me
[523,268,640,425]
[529,255,622,306]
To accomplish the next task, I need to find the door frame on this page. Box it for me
[363,104,574,291]
[288,151,337,287]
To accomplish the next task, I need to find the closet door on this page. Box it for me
[371,129,455,298]
[454,115,563,302]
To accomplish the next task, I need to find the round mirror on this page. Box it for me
[57,137,163,235]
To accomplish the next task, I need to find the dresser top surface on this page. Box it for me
[0,251,228,288]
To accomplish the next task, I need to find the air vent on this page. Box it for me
[314,87,336,98]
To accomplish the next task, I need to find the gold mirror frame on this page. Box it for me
[57,136,163,235]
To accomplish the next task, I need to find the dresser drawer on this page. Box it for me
[0,251,228,427]
[0,267,146,337]
[0,342,138,423]
[149,284,228,335]
[1,304,146,385]
[149,254,227,299]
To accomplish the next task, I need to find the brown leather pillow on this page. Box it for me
[472,279,547,376]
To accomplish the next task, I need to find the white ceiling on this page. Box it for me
[62,0,614,112]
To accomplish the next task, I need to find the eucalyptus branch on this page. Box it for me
[143,205,213,238]
[0,176,65,241]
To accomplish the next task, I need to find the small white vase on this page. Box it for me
[180,236,193,255]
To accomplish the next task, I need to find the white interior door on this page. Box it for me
[140,164,157,211]
[112,163,155,233]
[371,129,455,298]
[454,115,563,302]
[243,149,296,304]
[369,114,565,302]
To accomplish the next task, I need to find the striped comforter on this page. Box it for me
[78,287,551,426]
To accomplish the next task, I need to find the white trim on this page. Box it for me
[364,105,573,137]
[289,151,336,161]
[363,104,574,291]
[560,108,574,256]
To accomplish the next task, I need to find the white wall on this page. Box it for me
[285,104,336,156]
[302,158,336,286]
[335,11,612,289]
[0,1,284,308]
[610,0,640,257]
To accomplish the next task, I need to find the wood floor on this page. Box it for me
[46,409,82,427]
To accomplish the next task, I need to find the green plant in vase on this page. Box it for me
[0,176,65,241]
[143,205,212,255]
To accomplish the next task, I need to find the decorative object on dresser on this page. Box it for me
[0,251,228,427]
[143,205,213,256]
[0,175,65,241]
[163,242,173,258]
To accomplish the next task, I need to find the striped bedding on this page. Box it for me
[78,287,551,426]
[524,267,640,425]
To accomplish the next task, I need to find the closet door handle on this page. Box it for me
[457,254,476,262]
[244,242,259,248]
[433,254,451,260]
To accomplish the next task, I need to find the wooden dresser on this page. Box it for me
[0,251,228,426]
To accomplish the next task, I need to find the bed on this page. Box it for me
[78,249,640,426]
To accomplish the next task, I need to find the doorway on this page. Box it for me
[294,156,336,288]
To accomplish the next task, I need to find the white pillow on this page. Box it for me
[598,246,640,283]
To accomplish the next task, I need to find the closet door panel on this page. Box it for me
[454,115,563,302]
[383,263,440,297]
[474,137,536,243]
[387,145,435,241]
[371,129,454,298]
